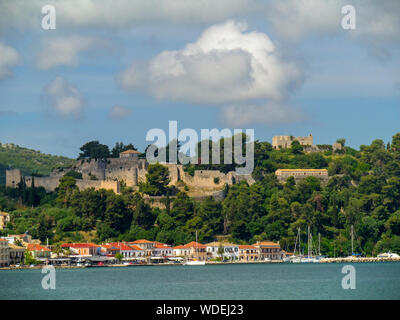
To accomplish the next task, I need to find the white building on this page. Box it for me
[206,242,239,260]
[0,239,10,266]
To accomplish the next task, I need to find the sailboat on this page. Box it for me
[301,226,320,263]
[290,228,303,263]
[345,225,360,259]
[184,231,206,266]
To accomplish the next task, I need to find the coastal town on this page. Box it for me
[1,230,399,269]
[0,230,284,268]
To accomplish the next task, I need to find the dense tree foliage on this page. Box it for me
[78,141,110,160]
[2,133,400,256]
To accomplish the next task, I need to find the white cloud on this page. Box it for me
[0,42,20,80]
[36,35,110,69]
[0,0,252,32]
[2,0,399,45]
[118,20,304,124]
[263,0,400,43]
[43,76,84,118]
[120,20,302,101]
[108,105,132,120]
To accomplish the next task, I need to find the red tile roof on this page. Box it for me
[0,238,8,242]
[173,245,186,249]
[254,241,280,247]
[239,245,257,249]
[183,241,206,249]
[131,239,154,244]
[108,242,136,251]
[27,244,50,251]
[129,245,143,251]
[61,243,98,248]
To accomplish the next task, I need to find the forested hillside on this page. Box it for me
[0,143,75,184]
[1,133,400,257]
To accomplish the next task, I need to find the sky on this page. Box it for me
[0,0,399,158]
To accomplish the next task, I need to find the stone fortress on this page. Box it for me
[6,149,255,195]
[272,134,342,152]
[6,134,340,195]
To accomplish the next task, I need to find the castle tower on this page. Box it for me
[6,169,22,188]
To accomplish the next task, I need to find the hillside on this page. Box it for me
[0,143,75,184]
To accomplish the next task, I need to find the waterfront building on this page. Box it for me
[61,243,99,256]
[0,238,10,267]
[238,245,259,261]
[5,232,32,245]
[8,243,25,264]
[101,243,120,256]
[26,243,51,261]
[152,242,173,258]
[173,242,206,261]
[128,239,155,256]
[104,242,145,258]
[0,212,10,230]
[206,242,239,260]
[173,245,191,258]
[254,241,283,260]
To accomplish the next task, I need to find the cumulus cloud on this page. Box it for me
[0,42,20,80]
[36,35,111,69]
[2,0,399,45]
[43,76,84,118]
[118,20,304,125]
[108,105,132,120]
[263,0,400,43]
[0,0,252,32]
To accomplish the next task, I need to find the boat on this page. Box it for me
[377,252,400,258]
[184,259,206,266]
[183,231,206,266]
[300,226,320,263]
[288,227,304,263]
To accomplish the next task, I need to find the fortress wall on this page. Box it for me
[232,173,256,185]
[75,179,120,193]
[26,176,61,191]
[105,168,136,186]
[76,159,106,180]
[181,170,233,188]
[158,163,181,185]
[6,169,22,188]
[105,158,148,186]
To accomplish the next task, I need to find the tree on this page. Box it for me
[115,253,123,262]
[336,138,346,147]
[111,142,137,158]
[385,211,400,236]
[291,140,303,155]
[56,176,78,207]
[139,163,170,196]
[78,141,110,160]
[24,250,38,265]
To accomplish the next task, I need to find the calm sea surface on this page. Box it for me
[1,262,399,300]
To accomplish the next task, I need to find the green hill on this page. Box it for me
[0,142,75,184]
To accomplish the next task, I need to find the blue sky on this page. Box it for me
[0,1,399,158]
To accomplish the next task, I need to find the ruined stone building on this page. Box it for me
[272,134,313,150]
[272,134,342,152]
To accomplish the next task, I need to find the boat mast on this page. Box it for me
[307,226,310,258]
[351,225,354,256]
[294,227,299,256]
[318,233,321,256]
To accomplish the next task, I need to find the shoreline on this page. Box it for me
[1,258,400,270]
